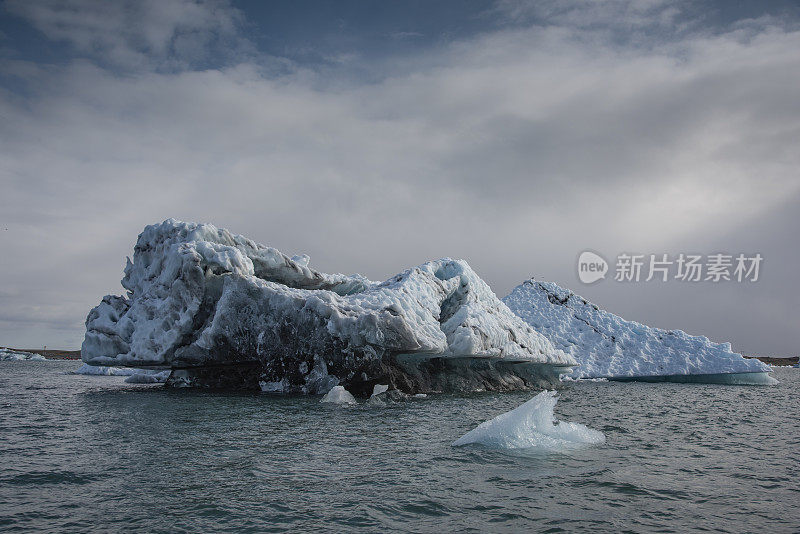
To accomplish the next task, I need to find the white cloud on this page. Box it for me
[493,0,686,33]
[1,1,798,355]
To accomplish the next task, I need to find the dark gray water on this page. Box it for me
[1,361,798,533]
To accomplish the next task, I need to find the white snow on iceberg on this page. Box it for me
[503,279,774,384]
[1,348,47,361]
[452,390,605,450]
[81,220,575,394]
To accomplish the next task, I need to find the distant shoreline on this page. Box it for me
[2,348,81,360]
[742,355,799,366]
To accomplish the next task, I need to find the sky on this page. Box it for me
[0,0,798,356]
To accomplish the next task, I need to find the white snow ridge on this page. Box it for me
[503,279,776,385]
[81,220,575,395]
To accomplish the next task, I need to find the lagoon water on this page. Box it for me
[1,360,798,533]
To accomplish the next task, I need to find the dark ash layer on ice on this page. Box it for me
[81,220,575,395]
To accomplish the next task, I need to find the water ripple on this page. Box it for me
[0,361,798,533]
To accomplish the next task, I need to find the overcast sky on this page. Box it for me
[1,0,798,356]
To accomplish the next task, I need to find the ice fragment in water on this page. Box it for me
[452,391,605,451]
[371,384,389,397]
[321,386,357,405]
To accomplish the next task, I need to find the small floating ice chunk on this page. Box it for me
[371,384,389,397]
[125,370,171,384]
[321,385,357,405]
[75,363,170,382]
[73,363,140,376]
[452,391,605,451]
[560,375,608,382]
[0,348,46,361]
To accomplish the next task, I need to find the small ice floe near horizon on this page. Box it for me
[73,363,169,383]
[124,370,171,384]
[73,363,140,376]
[452,391,605,451]
[320,386,357,405]
[1,348,47,361]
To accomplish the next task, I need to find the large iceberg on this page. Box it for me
[503,279,775,384]
[81,220,575,395]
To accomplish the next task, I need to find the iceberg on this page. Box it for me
[452,390,605,450]
[371,384,389,397]
[320,385,357,405]
[81,220,575,395]
[1,348,47,361]
[503,279,775,384]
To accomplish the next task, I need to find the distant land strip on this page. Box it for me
[742,355,798,366]
[3,348,797,366]
[4,348,81,360]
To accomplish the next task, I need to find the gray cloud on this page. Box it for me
[494,0,685,29]
[4,0,248,69]
[0,0,798,356]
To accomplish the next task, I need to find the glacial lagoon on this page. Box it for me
[1,360,797,533]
